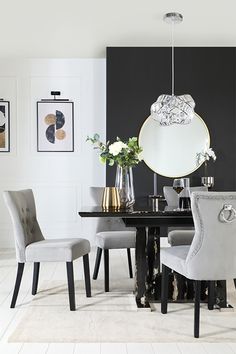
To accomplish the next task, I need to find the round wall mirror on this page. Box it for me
[138,113,210,177]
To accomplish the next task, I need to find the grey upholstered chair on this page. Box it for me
[90,187,136,292]
[163,186,208,246]
[161,191,236,338]
[3,189,91,311]
[163,185,208,208]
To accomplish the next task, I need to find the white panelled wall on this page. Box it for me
[0,59,106,247]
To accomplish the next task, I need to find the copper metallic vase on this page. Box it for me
[102,187,121,209]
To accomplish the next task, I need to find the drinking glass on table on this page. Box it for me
[179,178,191,210]
[173,178,184,210]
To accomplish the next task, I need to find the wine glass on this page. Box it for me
[173,179,184,210]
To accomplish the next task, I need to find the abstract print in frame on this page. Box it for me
[37,101,74,152]
[0,101,10,152]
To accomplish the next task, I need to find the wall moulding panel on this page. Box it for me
[0,59,106,247]
[34,185,78,223]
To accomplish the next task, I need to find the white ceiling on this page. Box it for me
[1,0,236,58]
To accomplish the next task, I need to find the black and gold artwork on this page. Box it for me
[0,101,10,152]
[44,110,66,144]
[37,101,74,152]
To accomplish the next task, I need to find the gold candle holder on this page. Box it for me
[102,187,121,210]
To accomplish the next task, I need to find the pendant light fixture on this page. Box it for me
[150,12,195,126]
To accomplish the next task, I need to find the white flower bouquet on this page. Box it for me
[87,134,143,168]
[196,147,216,177]
[196,147,217,165]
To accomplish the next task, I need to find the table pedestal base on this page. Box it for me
[135,226,232,311]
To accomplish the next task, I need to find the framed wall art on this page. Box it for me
[37,100,74,152]
[0,100,10,152]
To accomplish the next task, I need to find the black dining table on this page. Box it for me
[79,198,229,310]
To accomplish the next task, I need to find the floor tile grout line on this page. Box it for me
[0,267,15,287]
[1,263,33,306]
[226,343,236,354]
[229,343,236,354]
[177,343,187,354]
[177,342,207,354]
[0,286,31,342]
[150,343,155,354]
[221,343,235,354]
[0,289,12,306]
[0,254,17,283]
[200,342,210,354]
[151,343,155,354]
[37,262,60,295]
[49,262,60,281]
[0,306,21,342]
[201,343,208,354]
[228,343,236,354]
[72,342,76,354]
[74,343,78,353]
[0,262,39,343]
[18,342,25,354]
[44,343,50,354]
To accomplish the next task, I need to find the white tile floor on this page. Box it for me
[0,248,235,354]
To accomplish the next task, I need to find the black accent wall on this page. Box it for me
[106,47,236,197]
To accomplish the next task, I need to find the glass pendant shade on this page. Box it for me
[150,94,195,126]
[151,12,195,126]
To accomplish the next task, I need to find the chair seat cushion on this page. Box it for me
[25,238,90,262]
[161,245,190,277]
[96,231,136,249]
[168,230,195,246]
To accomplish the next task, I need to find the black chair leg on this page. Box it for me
[194,280,201,338]
[161,264,170,314]
[11,263,25,308]
[208,281,215,310]
[234,279,236,289]
[104,249,109,292]
[83,254,91,297]
[66,262,76,311]
[32,262,40,295]
[127,248,133,278]
[93,247,102,280]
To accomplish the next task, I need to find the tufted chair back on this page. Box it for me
[90,187,133,232]
[186,192,236,280]
[3,189,44,262]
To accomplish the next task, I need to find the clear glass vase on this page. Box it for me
[115,165,135,208]
[201,161,214,188]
